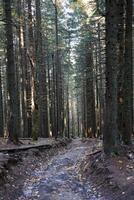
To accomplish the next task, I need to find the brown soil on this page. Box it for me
[0,138,71,200]
[80,143,134,200]
[0,138,133,200]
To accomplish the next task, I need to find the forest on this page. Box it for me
[0,0,134,200]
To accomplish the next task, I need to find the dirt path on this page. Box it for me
[15,139,104,200]
[0,139,107,200]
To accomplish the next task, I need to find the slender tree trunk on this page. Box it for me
[47,53,52,135]
[97,23,105,135]
[67,79,70,138]
[71,97,75,138]
[35,0,49,138]
[27,0,35,137]
[85,45,96,138]
[17,0,28,137]
[54,0,62,138]
[77,96,80,137]
[82,81,87,137]
[0,66,4,136]
[1,62,7,137]
[117,0,125,142]
[94,41,100,137]
[51,53,57,137]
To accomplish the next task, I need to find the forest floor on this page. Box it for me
[0,138,133,200]
[80,140,134,200]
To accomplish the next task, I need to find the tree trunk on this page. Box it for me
[104,0,119,154]
[35,0,49,138]
[27,0,35,137]
[117,0,125,142]
[122,0,133,144]
[54,0,62,138]
[17,0,28,138]
[86,45,96,138]
[4,0,20,142]
[0,66,4,136]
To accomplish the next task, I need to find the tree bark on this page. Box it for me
[0,66,4,136]
[27,0,35,137]
[85,45,96,138]
[104,0,119,154]
[122,0,133,144]
[35,0,49,138]
[17,0,28,138]
[4,0,20,142]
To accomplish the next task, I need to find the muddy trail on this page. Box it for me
[0,139,107,200]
